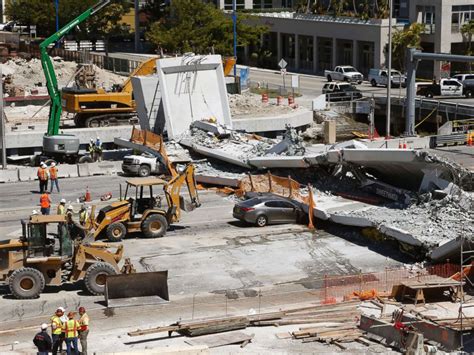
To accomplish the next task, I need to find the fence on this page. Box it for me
[149,262,461,322]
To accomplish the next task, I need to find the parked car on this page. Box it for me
[463,79,474,98]
[368,68,406,88]
[232,195,304,227]
[416,78,464,98]
[322,82,363,101]
[324,66,363,84]
[121,152,165,177]
[0,21,15,32]
[452,73,474,83]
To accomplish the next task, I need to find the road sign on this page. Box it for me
[280,68,287,76]
[291,75,299,88]
[278,58,288,69]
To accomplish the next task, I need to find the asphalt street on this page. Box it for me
[248,68,474,106]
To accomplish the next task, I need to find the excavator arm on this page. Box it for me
[40,0,110,136]
[120,57,158,94]
[164,164,201,222]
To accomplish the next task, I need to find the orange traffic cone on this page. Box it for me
[468,135,473,147]
[85,186,91,202]
[398,140,402,149]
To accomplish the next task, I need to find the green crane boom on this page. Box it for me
[40,0,110,136]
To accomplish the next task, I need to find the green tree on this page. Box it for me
[391,22,424,71]
[5,0,131,38]
[461,20,474,71]
[146,0,267,56]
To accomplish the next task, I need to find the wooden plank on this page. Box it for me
[185,331,254,348]
[275,332,292,339]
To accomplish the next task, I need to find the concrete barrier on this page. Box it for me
[0,169,19,183]
[89,161,121,176]
[58,164,79,178]
[18,167,39,181]
[77,163,91,177]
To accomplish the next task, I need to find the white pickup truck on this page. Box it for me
[122,152,165,177]
[368,68,406,88]
[324,66,364,84]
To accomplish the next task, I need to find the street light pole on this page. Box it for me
[232,0,237,76]
[134,0,140,53]
[386,0,393,139]
[55,0,59,32]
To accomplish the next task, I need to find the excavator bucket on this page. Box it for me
[179,195,196,212]
[105,271,169,308]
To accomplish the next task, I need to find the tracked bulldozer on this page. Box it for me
[90,163,200,242]
[0,215,124,299]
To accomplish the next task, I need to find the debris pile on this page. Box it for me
[0,57,124,95]
[228,92,297,118]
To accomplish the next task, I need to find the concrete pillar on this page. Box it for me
[332,37,337,68]
[433,0,451,79]
[313,36,318,73]
[353,40,358,68]
[277,32,282,62]
[244,0,253,9]
[244,45,249,65]
[295,34,300,71]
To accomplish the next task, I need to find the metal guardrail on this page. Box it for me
[432,133,467,147]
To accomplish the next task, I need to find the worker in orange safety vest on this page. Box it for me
[49,162,60,193]
[37,162,49,193]
[40,192,51,215]
[62,312,80,355]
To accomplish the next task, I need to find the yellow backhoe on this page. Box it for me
[90,163,200,242]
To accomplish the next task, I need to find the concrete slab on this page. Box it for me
[77,163,91,177]
[157,55,232,139]
[379,225,424,247]
[231,110,313,133]
[180,139,251,169]
[248,156,310,169]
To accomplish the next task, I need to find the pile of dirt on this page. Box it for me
[0,57,124,95]
[229,92,297,118]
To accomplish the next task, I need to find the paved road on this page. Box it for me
[249,68,474,106]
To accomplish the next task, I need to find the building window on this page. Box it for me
[263,0,272,8]
[299,35,313,71]
[417,5,435,34]
[253,0,262,8]
[281,33,296,68]
[224,0,244,10]
[317,37,333,73]
[451,5,474,33]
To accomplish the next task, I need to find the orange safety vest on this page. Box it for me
[63,319,80,338]
[40,194,50,208]
[51,315,62,335]
[37,167,48,181]
[49,166,58,180]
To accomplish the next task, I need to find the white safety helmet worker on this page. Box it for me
[40,162,46,167]
[51,162,56,167]
[31,210,39,215]
[41,323,48,330]
[60,198,66,204]
[67,205,74,211]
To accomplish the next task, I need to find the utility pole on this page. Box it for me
[0,67,6,169]
[134,0,140,53]
[386,0,392,139]
[232,0,237,76]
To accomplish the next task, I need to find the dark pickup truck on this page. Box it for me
[463,79,474,98]
[322,82,363,102]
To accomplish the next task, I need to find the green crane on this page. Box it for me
[39,0,110,160]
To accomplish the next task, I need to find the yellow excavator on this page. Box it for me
[61,57,158,128]
[90,163,200,242]
[61,56,236,128]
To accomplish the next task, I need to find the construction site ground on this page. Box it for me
[0,175,409,353]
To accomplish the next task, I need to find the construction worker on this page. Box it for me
[40,192,51,215]
[51,307,65,355]
[37,162,49,193]
[63,311,80,355]
[66,206,87,241]
[33,323,52,355]
[79,204,89,226]
[78,307,89,355]
[57,199,67,215]
[49,162,60,193]
[95,136,103,162]
[88,138,95,162]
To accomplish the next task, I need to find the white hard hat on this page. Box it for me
[57,307,65,312]
[96,136,100,140]
[41,323,48,330]
[40,162,46,167]
[31,210,38,215]
[51,162,56,167]
[90,138,94,142]
[67,205,73,211]
[60,198,66,204]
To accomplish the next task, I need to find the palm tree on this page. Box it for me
[461,20,474,71]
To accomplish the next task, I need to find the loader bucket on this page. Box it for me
[105,271,169,308]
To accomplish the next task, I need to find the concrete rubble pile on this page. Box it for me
[228,92,296,118]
